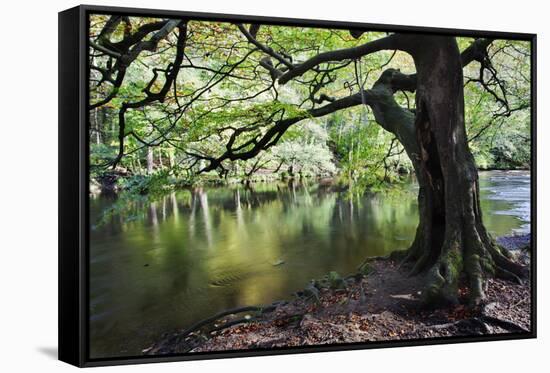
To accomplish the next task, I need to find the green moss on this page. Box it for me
[422,267,447,306]
[327,271,346,290]
[480,256,495,275]
[360,263,373,276]
[445,247,463,285]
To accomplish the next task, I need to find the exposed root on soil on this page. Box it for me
[181,305,278,337]
[422,302,529,334]
[396,221,529,308]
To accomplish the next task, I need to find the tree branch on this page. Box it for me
[278,33,405,84]
[199,92,366,172]
[236,23,294,69]
[198,37,496,173]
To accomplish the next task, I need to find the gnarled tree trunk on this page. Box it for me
[381,36,528,306]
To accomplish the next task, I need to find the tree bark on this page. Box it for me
[147,146,154,175]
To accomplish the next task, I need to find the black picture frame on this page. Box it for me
[58,4,537,367]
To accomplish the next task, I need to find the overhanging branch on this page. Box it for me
[278,33,405,84]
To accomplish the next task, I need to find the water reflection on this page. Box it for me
[89,171,530,358]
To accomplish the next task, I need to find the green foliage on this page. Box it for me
[94,171,177,228]
[89,16,531,201]
[327,271,347,290]
[116,171,172,195]
[90,143,118,168]
[326,107,413,195]
[463,39,531,170]
[270,121,336,177]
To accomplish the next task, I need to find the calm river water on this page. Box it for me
[89,170,530,358]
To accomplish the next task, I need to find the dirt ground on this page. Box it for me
[145,234,532,355]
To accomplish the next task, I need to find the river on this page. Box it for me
[89,170,530,358]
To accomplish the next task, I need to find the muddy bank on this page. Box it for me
[145,235,531,355]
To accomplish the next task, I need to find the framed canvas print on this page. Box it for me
[58,4,537,367]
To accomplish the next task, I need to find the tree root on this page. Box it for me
[407,250,431,277]
[423,302,528,335]
[357,254,391,272]
[495,265,524,284]
[209,317,254,334]
[487,243,528,280]
[479,315,529,333]
[421,318,489,334]
[177,304,277,341]
[479,302,529,333]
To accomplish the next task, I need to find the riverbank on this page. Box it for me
[91,167,530,196]
[144,234,531,355]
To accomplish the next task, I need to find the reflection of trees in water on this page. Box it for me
[197,188,213,248]
[97,183,417,261]
[170,193,179,224]
[329,195,360,258]
[148,202,158,227]
[234,186,279,209]
[161,196,167,221]
[328,192,419,258]
[109,182,336,229]
[90,182,424,357]
[234,189,244,230]
[188,189,197,239]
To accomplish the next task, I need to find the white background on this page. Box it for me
[0,0,547,371]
